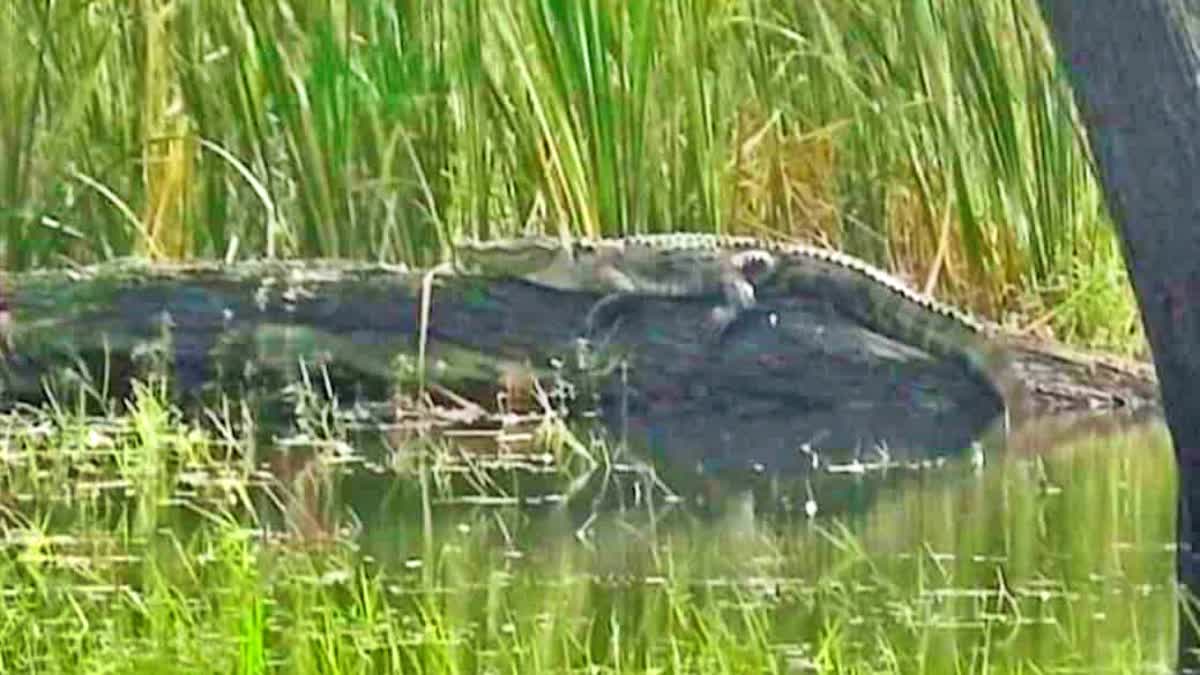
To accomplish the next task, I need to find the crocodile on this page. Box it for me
[456,233,778,340]
[456,233,1009,419]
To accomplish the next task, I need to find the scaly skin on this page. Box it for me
[456,233,1008,420]
[597,235,1007,421]
[456,234,776,338]
[756,237,1004,411]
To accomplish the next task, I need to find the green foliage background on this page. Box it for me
[0,0,1141,351]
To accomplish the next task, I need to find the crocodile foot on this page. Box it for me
[584,292,638,339]
[703,306,740,344]
[587,292,736,345]
[584,293,759,347]
[704,304,779,345]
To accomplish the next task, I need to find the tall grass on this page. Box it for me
[0,0,1139,350]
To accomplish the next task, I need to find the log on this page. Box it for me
[0,261,1158,474]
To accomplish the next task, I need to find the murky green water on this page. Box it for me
[0,392,1179,673]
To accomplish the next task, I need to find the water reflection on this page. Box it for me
[260,411,1184,672]
[0,398,1181,671]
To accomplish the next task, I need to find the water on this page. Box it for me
[0,393,1179,673]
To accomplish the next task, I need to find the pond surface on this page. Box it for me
[0,391,1180,673]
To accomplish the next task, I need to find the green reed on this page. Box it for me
[0,0,1139,351]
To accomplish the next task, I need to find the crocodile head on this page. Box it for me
[455,237,568,276]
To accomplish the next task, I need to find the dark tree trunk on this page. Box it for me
[1036,1,1200,667]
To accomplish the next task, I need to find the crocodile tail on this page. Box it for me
[867,290,1010,428]
[774,257,1009,425]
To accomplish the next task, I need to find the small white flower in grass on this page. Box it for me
[318,569,351,586]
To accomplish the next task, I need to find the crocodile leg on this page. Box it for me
[700,274,760,343]
[583,257,766,344]
[584,291,639,337]
[700,251,776,343]
[586,291,745,343]
[580,264,636,337]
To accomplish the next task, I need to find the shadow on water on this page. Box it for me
[0,379,1185,671]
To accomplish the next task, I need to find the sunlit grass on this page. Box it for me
[0,0,1137,352]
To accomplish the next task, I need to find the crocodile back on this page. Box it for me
[609,233,1004,404]
[761,239,1007,413]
